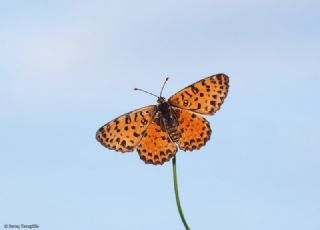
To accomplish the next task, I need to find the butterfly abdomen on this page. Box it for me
[167,127,180,143]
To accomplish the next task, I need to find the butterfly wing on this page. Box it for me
[137,117,177,165]
[96,105,157,152]
[173,108,212,151]
[168,73,229,115]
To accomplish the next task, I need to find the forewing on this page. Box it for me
[137,119,178,165]
[96,105,156,152]
[168,73,229,115]
[174,108,212,151]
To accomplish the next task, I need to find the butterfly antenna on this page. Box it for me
[160,77,169,97]
[134,88,159,98]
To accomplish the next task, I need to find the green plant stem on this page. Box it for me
[172,156,190,230]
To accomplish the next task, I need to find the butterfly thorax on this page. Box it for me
[156,98,180,143]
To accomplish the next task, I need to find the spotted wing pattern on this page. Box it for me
[96,105,156,153]
[137,119,178,165]
[168,73,229,115]
[173,108,212,151]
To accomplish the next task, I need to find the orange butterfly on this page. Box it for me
[96,73,229,165]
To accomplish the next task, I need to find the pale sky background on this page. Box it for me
[1,0,320,229]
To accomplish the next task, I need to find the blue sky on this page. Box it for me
[1,0,320,229]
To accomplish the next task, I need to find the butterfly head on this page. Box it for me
[157,97,166,104]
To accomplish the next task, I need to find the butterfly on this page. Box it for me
[96,73,229,165]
